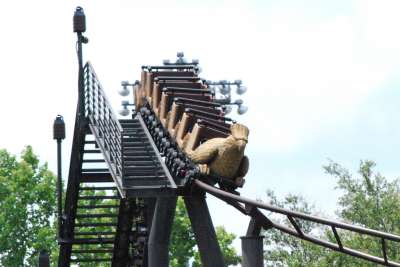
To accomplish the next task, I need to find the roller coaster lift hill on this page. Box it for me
[43,6,400,267]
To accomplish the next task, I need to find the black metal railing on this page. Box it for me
[195,179,400,267]
[84,62,124,189]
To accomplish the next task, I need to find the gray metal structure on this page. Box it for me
[54,6,400,267]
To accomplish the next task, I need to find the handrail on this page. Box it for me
[83,62,124,193]
[194,179,400,267]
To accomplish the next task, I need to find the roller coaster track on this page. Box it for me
[57,56,400,267]
[58,9,400,266]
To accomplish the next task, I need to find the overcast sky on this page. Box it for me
[1,0,400,251]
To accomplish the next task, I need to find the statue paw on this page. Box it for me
[198,164,210,175]
[234,177,246,187]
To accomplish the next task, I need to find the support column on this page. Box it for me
[241,236,264,267]
[241,218,264,267]
[148,196,177,267]
[184,194,225,267]
[143,197,156,267]
[38,250,50,267]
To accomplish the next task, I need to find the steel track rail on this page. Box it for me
[194,179,400,267]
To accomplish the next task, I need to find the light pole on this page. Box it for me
[73,6,88,118]
[53,115,65,240]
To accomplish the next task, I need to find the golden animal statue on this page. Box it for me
[187,123,249,187]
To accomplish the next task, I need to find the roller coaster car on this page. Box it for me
[159,88,214,126]
[135,64,249,190]
[142,68,197,99]
[136,67,198,108]
[151,77,203,112]
[166,97,220,138]
[176,108,230,149]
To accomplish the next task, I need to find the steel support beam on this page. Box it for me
[241,236,264,267]
[184,194,225,267]
[148,196,177,267]
[58,117,87,267]
[39,251,50,267]
[142,198,156,267]
[112,199,136,267]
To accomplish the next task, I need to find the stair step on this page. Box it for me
[82,159,105,163]
[123,147,149,151]
[124,185,174,190]
[123,155,155,161]
[124,141,150,146]
[82,168,110,173]
[75,222,117,227]
[78,204,119,209]
[124,172,166,178]
[119,119,140,124]
[80,186,117,191]
[124,160,158,166]
[83,149,101,154]
[80,173,113,183]
[122,136,148,141]
[70,258,112,263]
[75,231,116,236]
[79,195,119,200]
[124,151,157,157]
[124,175,167,180]
[76,213,118,219]
[123,175,170,187]
[72,249,114,254]
[122,130,146,134]
[123,146,150,151]
[69,238,115,244]
[124,165,163,171]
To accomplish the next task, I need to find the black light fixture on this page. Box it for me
[74,6,89,117]
[73,7,86,33]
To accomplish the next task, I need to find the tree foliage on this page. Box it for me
[0,146,57,267]
[263,160,400,266]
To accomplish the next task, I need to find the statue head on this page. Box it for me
[230,123,249,151]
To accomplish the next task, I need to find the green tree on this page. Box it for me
[263,160,400,266]
[0,147,239,266]
[263,191,328,266]
[170,197,241,267]
[0,146,57,266]
[322,160,400,266]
